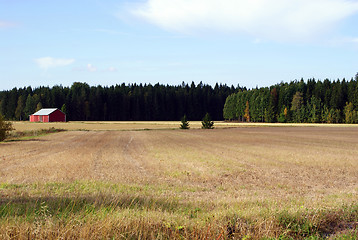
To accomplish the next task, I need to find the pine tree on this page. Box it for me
[15,95,25,120]
[24,95,36,119]
[201,113,214,129]
[307,96,321,123]
[291,92,304,122]
[0,114,13,141]
[180,115,190,129]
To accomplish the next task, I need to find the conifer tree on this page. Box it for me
[24,95,36,120]
[15,95,25,120]
[0,114,13,141]
[291,92,304,122]
[201,113,214,129]
[180,115,190,129]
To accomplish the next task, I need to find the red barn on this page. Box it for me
[29,108,66,122]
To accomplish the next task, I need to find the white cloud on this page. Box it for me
[87,64,97,72]
[132,0,358,41]
[35,57,75,69]
[72,64,117,72]
[106,67,118,72]
[349,37,358,43]
[72,66,86,72]
[0,21,16,28]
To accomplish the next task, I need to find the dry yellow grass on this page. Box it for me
[11,120,358,132]
[2,127,358,207]
[1,125,358,238]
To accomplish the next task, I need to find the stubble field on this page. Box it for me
[1,122,358,239]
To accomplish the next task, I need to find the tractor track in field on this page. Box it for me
[0,132,93,175]
[0,131,150,183]
[122,133,147,176]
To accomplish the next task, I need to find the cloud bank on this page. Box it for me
[35,57,75,69]
[132,0,358,41]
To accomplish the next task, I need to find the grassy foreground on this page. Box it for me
[1,181,357,239]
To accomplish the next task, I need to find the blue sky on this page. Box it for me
[1,0,358,91]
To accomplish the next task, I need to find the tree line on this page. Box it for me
[0,82,239,121]
[224,76,358,123]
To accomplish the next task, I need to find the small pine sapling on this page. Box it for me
[201,113,214,129]
[180,115,190,129]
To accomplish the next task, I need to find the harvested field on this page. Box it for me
[11,120,356,132]
[1,126,358,239]
[3,127,358,190]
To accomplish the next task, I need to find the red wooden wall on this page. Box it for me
[29,109,66,122]
[49,109,66,122]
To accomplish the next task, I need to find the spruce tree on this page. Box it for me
[24,95,36,120]
[180,115,190,129]
[15,95,25,120]
[201,113,214,129]
[0,114,13,141]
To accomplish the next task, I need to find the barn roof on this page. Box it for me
[32,108,60,116]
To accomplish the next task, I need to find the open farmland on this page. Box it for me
[1,125,358,239]
[11,120,356,131]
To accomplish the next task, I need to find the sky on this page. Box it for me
[1,0,358,91]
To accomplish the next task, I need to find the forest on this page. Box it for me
[223,76,358,123]
[2,76,358,123]
[0,82,238,121]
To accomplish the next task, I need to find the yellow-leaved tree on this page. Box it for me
[244,101,250,122]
